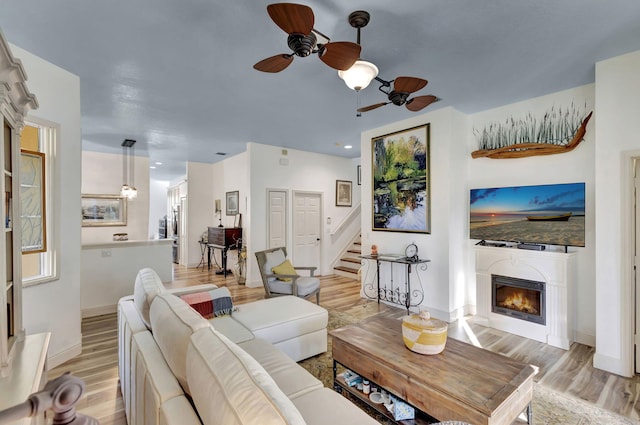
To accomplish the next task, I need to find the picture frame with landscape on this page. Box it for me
[336,180,352,207]
[226,190,239,216]
[81,194,127,227]
[372,123,430,233]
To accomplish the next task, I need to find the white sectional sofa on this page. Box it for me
[117,268,380,425]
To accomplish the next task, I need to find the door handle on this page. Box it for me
[316,238,320,241]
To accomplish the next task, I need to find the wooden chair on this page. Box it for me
[255,247,320,304]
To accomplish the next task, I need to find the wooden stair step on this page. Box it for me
[334,266,359,274]
[341,257,361,264]
[347,249,361,254]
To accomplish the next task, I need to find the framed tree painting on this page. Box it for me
[372,123,430,233]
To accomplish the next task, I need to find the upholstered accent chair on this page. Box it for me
[255,247,320,304]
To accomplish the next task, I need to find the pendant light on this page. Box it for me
[338,11,379,91]
[120,139,137,200]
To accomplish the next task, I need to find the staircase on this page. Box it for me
[333,236,362,279]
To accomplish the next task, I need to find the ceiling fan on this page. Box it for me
[253,3,361,73]
[357,76,440,113]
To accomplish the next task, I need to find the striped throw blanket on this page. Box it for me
[180,287,234,319]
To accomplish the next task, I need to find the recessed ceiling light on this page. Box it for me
[150,166,156,169]
[155,162,163,165]
[344,145,352,149]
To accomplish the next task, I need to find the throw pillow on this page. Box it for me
[271,259,298,282]
[180,287,234,319]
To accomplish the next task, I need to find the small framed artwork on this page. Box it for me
[82,194,127,227]
[226,190,239,215]
[357,165,362,185]
[336,180,352,207]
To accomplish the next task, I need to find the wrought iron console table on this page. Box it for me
[361,255,430,314]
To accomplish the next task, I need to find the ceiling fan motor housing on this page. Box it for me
[287,32,317,57]
[389,91,410,106]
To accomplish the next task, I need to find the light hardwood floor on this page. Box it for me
[49,265,640,424]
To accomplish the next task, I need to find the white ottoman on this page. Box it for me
[232,296,328,362]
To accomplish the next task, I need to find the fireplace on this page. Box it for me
[492,274,545,325]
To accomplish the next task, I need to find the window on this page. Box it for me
[20,121,57,285]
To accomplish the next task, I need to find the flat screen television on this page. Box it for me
[470,182,585,247]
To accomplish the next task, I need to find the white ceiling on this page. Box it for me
[1,0,640,181]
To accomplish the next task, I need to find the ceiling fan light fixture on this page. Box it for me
[338,60,379,91]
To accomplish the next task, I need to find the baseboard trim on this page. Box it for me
[574,330,595,347]
[82,304,117,318]
[594,351,632,377]
[48,342,82,369]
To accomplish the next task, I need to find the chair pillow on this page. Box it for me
[272,260,298,282]
[264,250,286,274]
[180,287,234,319]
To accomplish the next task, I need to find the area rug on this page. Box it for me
[298,308,639,425]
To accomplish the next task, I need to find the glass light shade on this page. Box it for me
[338,60,379,91]
[120,184,138,199]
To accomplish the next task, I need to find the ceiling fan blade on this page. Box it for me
[406,95,439,112]
[319,42,361,70]
[394,76,428,94]
[253,54,294,73]
[357,102,389,113]
[267,3,314,35]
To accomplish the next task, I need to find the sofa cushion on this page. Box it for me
[180,287,234,319]
[291,387,380,425]
[232,296,327,346]
[150,293,211,394]
[271,259,297,281]
[187,327,307,425]
[134,268,166,328]
[209,315,255,344]
[238,338,323,399]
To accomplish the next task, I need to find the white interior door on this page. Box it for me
[634,159,640,373]
[268,189,287,248]
[179,196,187,266]
[293,192,321,272]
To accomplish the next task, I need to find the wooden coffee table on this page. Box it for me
[330,314,536,425]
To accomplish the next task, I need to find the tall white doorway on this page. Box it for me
[267,189,287,249]
[292,191,321,272]
[634,158,640,373]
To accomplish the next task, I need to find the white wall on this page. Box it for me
[81,151,150,244]
[468,84,596,347]
[81,240,172,317]
[360,108,469,320]
[149,177,169,239]
[185,161,214,267]
[593,50,640,376]
[11,44,83,367]
[246,143,361,288]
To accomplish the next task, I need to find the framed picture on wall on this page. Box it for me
[336,180,352,207]
[81,194,127,227]
[372,123,430,233]
[226,190,239,215]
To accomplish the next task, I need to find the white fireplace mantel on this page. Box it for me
[474,246,577,349]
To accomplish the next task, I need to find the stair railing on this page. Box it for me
[330,203,361,237]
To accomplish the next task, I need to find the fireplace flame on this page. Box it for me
[500,291,539,315]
